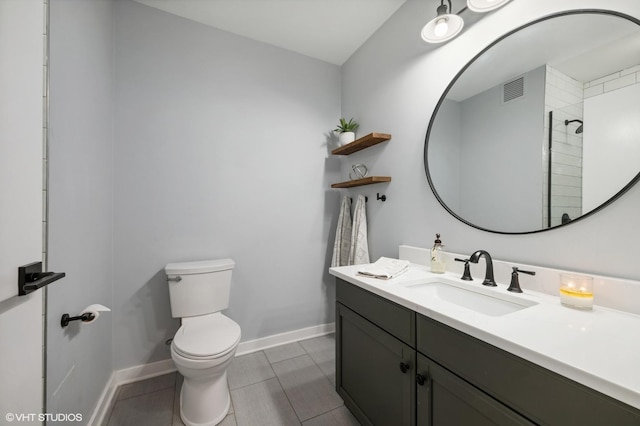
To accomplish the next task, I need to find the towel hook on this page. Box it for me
[350,196,368,203]
[377,193,386,202]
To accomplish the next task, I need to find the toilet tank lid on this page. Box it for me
[165,259,235,275]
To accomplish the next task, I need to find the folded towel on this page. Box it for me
[357,257,410,280]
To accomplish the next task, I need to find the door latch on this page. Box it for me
[18,261,66,296]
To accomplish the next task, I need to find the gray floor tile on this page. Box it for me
[272,355,343,421]
[219,413,237,426]
[227,351,275,390]
[299,334,335,354]
[302,406,360,426]
[108,388,174,426]
[264,341,307,364]
[231,378,300,426]
[108,335,338,426]
[299,335,336,382]
[117,373,177,400]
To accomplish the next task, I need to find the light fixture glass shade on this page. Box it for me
[421,13,464,43]
[467,0,511,13]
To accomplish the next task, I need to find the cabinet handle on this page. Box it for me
[399,362,410,374]
[416,374,426,386]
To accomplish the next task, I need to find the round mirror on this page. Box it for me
[425,10,640,234]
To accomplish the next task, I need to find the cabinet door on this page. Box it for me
[416,354,534,426]
[336,303,415,426]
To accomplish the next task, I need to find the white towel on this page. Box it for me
[348,194,370,265]
[357,257,410,280]
[331,196,352,267]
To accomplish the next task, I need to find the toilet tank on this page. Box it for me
[165,259,235,318]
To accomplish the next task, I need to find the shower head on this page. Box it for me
[564,119,584,134]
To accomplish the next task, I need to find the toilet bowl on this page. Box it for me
[165,259,241,426]
[171,313,241,426]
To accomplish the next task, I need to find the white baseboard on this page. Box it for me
[114,358,178,386]
[89,322,335,425]
[235,322,335,356]
[88,372,117,426]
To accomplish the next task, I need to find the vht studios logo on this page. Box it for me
[5,413,83,422]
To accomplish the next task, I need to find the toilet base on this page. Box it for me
[179,370,231,426]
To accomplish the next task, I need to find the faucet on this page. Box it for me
[468,250,497,287]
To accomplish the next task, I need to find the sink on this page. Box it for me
[404,279,538,316]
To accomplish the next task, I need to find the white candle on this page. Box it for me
[559,274,593,309]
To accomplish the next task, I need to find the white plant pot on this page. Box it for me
[338,132,356,146]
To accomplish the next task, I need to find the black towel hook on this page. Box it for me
[377,193,387,202]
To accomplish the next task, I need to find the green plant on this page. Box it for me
[334,117,359,133]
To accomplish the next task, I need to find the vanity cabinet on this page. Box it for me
[335,278,640,426]
[417,314,640,426]
[416,353,533,426]
[337,304,415,425]
[336,278,415,426]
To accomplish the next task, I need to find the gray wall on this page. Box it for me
[341,0,640,282]
[458,65,545,231]
[47,0,114,418]
[428,98,461,212]
[429,65,545,232]
[113,1,341,369]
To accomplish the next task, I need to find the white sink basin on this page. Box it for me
[404,279,538,316]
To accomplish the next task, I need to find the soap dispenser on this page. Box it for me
[431,233,445,274]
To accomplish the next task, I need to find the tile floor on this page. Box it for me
[105,333,360,426]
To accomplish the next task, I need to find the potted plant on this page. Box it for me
[334,118,359,145]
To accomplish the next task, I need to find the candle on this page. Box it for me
[559,274,593,309]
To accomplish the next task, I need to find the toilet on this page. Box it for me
[165,259,241,426]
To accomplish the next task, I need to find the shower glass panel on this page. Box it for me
[545,103,584,228]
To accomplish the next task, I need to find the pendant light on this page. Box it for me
[421,0,464,44]
[467,0,511,13]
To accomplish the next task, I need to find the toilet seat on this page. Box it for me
[173,313,241,360]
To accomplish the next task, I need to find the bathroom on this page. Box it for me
[0,0,639,425]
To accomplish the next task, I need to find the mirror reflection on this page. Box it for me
[426,11,640,233]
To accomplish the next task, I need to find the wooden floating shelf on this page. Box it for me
[331,176,391,189]
[331,132,392,156]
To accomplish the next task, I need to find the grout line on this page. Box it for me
[269,354,303,425]
[228,351,277,392]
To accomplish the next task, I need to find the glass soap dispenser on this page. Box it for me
[431,233,445,274]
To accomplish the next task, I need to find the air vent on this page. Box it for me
[502,76,525,103]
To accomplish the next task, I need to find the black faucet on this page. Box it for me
[507,267,536,293]
[468,250,497,287]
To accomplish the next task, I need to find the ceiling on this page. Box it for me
[133,0,408,65]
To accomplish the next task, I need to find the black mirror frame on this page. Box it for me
[424,9,640,235]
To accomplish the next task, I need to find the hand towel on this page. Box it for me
[357,257,410,280]
[348,194,370,265]
[331,196,352,267]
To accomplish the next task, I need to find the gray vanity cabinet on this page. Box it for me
[335,279,640,426]
[417,314,640,426]
[336,304,415,425]
[416,353,534,426]
[336,279,416,426]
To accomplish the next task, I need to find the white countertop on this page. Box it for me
[330,263,640,410]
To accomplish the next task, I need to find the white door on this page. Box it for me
[0,0,46,422]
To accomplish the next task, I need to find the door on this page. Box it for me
[0,0,46,421]
[416,353,534,426]
[337,303,415,426]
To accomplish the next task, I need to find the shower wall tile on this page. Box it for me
[584,84,604,99]
[584,63,640,99]
[604,73,636,92]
